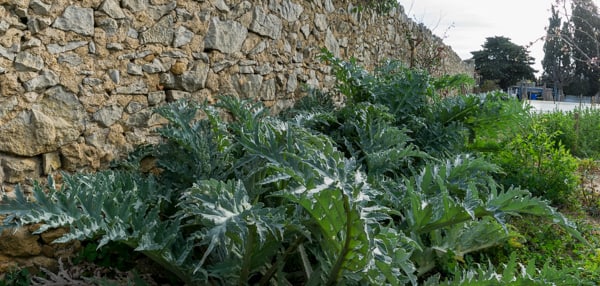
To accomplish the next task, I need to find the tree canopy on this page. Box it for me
[542,5,572,98]
[471,36,536,90]
[543,0,600,96]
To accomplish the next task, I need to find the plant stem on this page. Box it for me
[140,249,193,285]
[239,225,256,286]
[326,195,352,286]
[258,236,304,286]
[298,243,312,279]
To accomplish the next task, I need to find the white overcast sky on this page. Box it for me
[398,0,600,76]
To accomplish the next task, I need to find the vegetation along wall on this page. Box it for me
[0,0,472,188]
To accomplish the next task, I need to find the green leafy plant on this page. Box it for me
[350,0,399,14]
[426,252,592,285]
[538,108,600,159]
[492,123,579,207]
[0,268,31,286]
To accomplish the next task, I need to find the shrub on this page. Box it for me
[538,108,600,159]
[491,123,579,207]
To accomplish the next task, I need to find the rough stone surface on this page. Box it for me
[0,228,41,257]
[279,0,304,22]
[14,52,44,72]
[46,41,88,54]
[140,15,174,46]
[250,7,282,40]
[30,0,52,15]
[2,156,40,184]
[99,0,126,19]
[173,26,194,48]
[122,0,148,12]
[93,105,124,127]
[24,69,59,92]
[0,86,84,156]
[204,18,248,54]
[42,152,61,175]
[52,6,94,36]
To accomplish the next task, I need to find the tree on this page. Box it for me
[471,36,536,90]
[550,0,600,96]
[542,5,573,99]
[570,0,600,96]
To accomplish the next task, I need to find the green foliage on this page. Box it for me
[0,54,591,285]
[538,108,600,159]
[472,36,537,90]
[491,123,579,207]
[427,252,593,285]
[350,0,399,14]
[569,0,600,97]
[542,5,572,95]
[0,268,31,286]
[75,241,140,272]
[577,158,600,215]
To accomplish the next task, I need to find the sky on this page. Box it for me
[398,0,600,76]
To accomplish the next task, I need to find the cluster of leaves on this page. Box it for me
[472,36,537,90]
[537,107,600,159]
[0,54,594,285]
[491,124,579,207]
[350,0,399,14]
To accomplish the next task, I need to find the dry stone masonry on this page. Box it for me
[0,0,472,189]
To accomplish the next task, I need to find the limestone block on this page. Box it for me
[127,62,143,75]
[259,78,276,101]
[115,80,148,94]
[14,52,44,72]
[211,0,230,12]
[98,18,119,35]
[52,6,94,36]
[0,45,15,61]
[58,53,83,66]
[142,58,166,74]
[139,14,174,46]
[204,18,248,54]
[23,69,59,92]
[98,0,126,19]
[147,91,166,106]
[93,104,123,127]
[166,90,191,102]
[250,7,282,40]
[29,0,52,15]
[279,0,303,22]
[325,28,339,58]
[46,41,88,54]
[0,227,42,257]
[42,152,61,175]
[173,26,194,48]
[148,1,177,21]
[60,142,104,171]
[122,0,148,12]
[232,74,263,99]
[126,100,147,114]
[0,86,84,157]
[314,13,328,32]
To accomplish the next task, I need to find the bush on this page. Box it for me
[538,108,600,159]
[491,123,579,207]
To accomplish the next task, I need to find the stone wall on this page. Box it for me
[0,0,472,187]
